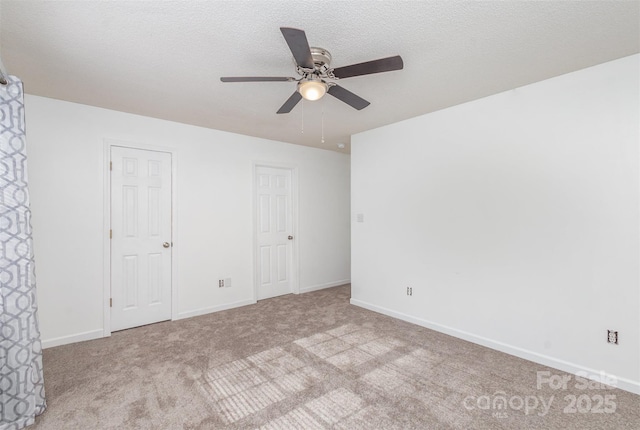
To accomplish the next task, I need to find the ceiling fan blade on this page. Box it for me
[280,27,314,69]
[332,55,404,79]
[220,77,294,82]
[277,91,302,114]
[327,85,370,110]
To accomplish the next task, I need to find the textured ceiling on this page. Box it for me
[1,1,638,153]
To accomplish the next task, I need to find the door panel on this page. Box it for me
[111,146,172,331]
[148,253,162,304]
[123,255,138,308]
[260,195,271,233]
[260,246,271,285]
[256,166,294,299]
[277,245,288,282]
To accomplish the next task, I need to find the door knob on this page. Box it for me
[288,235,293,240]
[163,242,171,248]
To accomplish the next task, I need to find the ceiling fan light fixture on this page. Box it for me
[298,77,327,101]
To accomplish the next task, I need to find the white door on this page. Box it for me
[256,166,294,300]
[111,146,172,331]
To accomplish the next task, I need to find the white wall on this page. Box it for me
[351,55,639,393]
[24,95,350,347]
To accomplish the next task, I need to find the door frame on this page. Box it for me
[252,161,300,300]
[102,139,179,337]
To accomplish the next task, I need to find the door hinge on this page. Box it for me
[109,298,112,307]
[110,161,112,171]
[110,229,112,239]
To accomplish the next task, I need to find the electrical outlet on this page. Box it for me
[607,330,618,345]
[218,279,224,288]
[406,287,412,296]
[224,278,232,288]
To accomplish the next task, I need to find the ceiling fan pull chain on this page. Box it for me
[301,99,304,134]
[321,102,325,144]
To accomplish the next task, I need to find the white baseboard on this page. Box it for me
[350,298,640,395]
[42,329,105,349]
[299,279,351,294]
[176,298,257,320]
[41,299,257,348]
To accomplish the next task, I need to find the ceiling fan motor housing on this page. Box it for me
[310,47,332,74]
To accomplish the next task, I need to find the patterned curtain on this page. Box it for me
[0,77,46,429]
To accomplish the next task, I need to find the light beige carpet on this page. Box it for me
[34,285,639,429]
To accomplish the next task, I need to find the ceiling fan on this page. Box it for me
[221,27,404,114]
